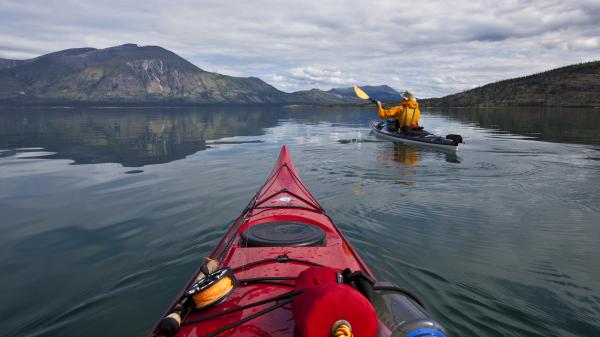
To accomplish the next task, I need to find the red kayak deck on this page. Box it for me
[156,145,373,337]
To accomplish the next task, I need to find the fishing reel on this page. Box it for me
[186,267,238,309]
[156,259,233,336]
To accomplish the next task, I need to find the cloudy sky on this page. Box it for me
[1,0,599,97]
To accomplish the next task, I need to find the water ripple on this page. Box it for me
[1,107,599,337]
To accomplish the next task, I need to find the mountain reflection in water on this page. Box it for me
[0,106,286,166]
[0,105,599,337]
[1,106,598,168]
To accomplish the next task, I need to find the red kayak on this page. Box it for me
[150,145,446,337]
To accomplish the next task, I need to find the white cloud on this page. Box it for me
[265,67,357,92]
[289,67,355,85]
[0,0,599,97]
[567,37,600,50]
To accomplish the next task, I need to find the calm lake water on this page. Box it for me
[1,106,599,337]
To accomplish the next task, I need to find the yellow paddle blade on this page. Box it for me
[353,86,370,100]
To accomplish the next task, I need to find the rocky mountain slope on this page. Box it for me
[422,61,600,107]
[0,44,289,104]
[0,44,353,105]
[0,58,22,70]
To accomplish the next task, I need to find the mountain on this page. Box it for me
[423,61,600,107]
[0,44,369,105]
[330,85,403,101]
[0,58,22,70]
[286,88,360,104]
[0,44,291,104]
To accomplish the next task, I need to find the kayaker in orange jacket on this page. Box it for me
[376,90,421,132]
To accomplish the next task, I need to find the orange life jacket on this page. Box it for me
[377,99,421,129]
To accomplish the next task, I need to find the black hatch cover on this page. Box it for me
[240,221,326,247]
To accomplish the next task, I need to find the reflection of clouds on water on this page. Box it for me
[431,107,600,146]
[0,106,380,167]
[1,106,600,337]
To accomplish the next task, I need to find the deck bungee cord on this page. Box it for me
[185,290,302,325]
[232,254,324,272]
[156,254,428,337]
[187,298,296,337]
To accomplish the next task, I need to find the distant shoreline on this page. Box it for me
[419,102,600,108]
[2,99,599,109]
[0,101,374,109]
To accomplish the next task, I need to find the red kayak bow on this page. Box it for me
[150,145,446,337]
